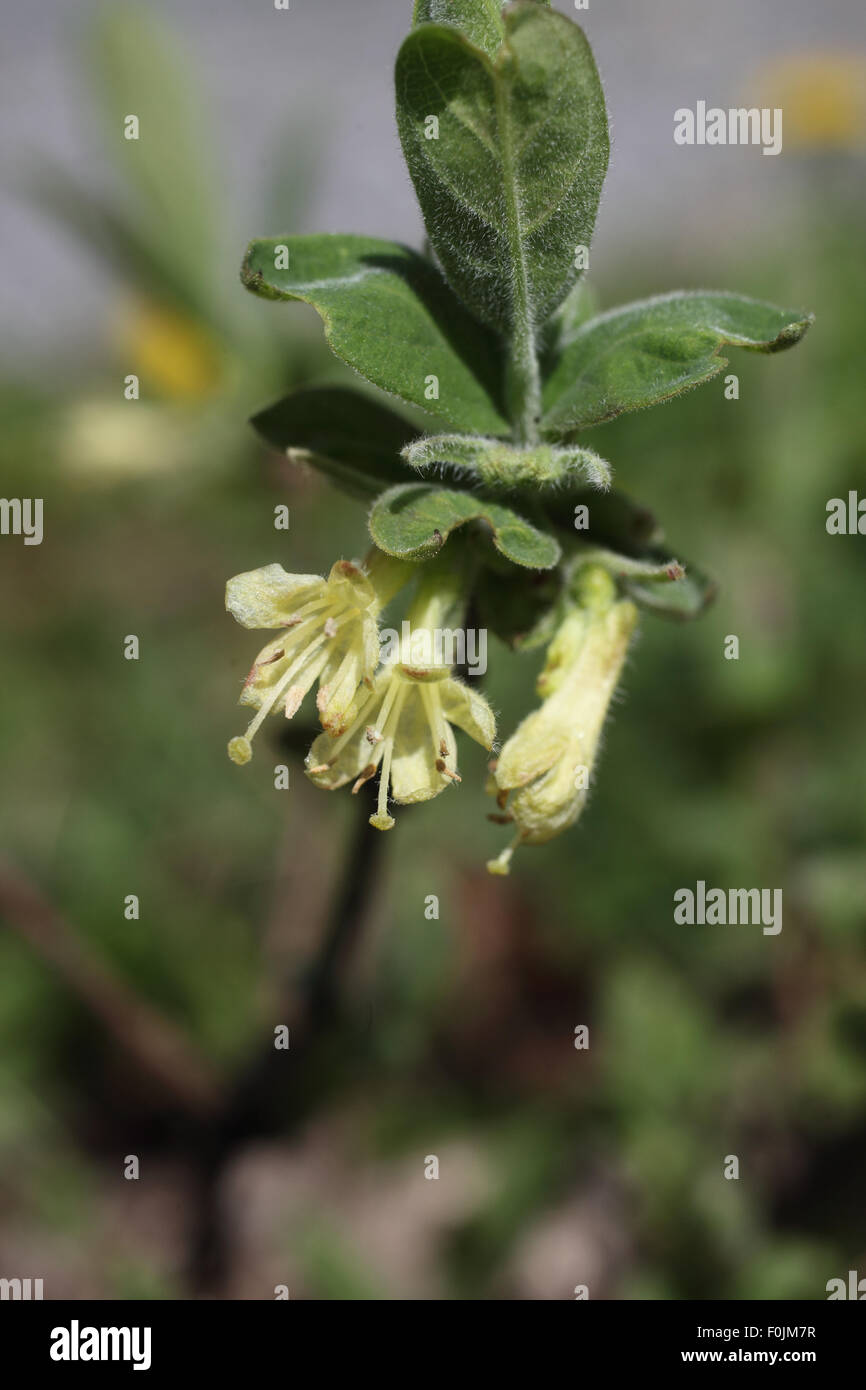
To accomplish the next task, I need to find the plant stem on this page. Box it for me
[496,72,541,445]
[506,316,542,446]
[187,790,383,1295]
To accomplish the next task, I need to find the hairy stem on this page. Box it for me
[496,67,541,444]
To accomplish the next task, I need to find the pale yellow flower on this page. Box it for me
[226,556,405,765]
[488,566,637,874]
[118,300,225,401]
[754,51,866,151]
[306,661,495,831]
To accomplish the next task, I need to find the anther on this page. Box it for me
[351,764,377,794]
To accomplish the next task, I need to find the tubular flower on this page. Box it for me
[226,552,409,765]
[487,565,638,875]
[305,546,493,829]
[305,660,495,831]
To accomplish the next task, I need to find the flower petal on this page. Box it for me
[317,644,366,735]
[494,699,570,790]
[325,559,377,613]
[305,682,384,790]
[226,564,325,629]
[440,678,497,751]
[239,631,330,715]
[306,725,380,790]
[389,687,447,804]
[360,613,382,682]
[511,756,588,844]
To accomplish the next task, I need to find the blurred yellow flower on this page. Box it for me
[754,51,866,150]
[62,400,195,479]
[118,300,225,400]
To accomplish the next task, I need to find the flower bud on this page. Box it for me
[488,565,637,874]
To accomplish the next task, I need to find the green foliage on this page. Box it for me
[617,550,717,621]
[402,434,612,489]
[543,292,814,435]
[241,235,507,433]
[369,481,561,568]
[251,388,414,500]
[396,3,608,337]
[241,4,809,627]
[411,0,513,57]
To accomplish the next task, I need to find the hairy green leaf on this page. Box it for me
[251,388,414,499]
[411,1,551,57]
[241,235,508,434]
[411,0,504,56]
[540,278,599,363]
[620,551,717,621]
[368,482,561,568]
[543,292,814,435]
[402,434,611,488]
[575,543,716,621]
[396,3,608,340]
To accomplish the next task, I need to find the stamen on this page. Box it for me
[280,594,336,626]
[317,647,359,718]
[421,684,456,782]
[371,670,402,742]
[369,682,406,831]
[238,609,361,760]
[241,608,330,697]
[317,685,379,764]
[243,647,285,688]
[240,630,330,747]
[351,763,377,794]
[486,834,521,876]
[228,736,252,765]
[284,647,331,719]
[435,761,461,783]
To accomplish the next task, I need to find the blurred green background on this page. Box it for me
[1,2,865,1300]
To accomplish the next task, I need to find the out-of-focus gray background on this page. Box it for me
[3,0,864,362]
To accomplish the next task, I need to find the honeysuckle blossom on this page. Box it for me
[226,553,409,765]
[303,547,493,826]
[487,565,637,875]
[306,660,496,830]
